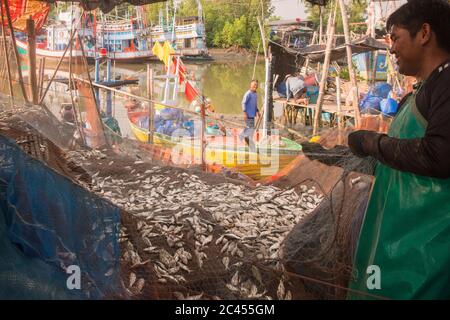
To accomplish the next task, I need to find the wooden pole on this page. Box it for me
[338,0,361,127]
[336,76,342,130]
[68,31,86,147]
[76,32,109,146]
[147,65,154,144]
[0,1,14,106]
[313,1,337,136]
[39,28,77,104]
[2,0,28,102]
[371,50,379,84]
[252,41,260,80]
[200,96,206,171]
[26,17,38,105]
[318,6,323,44]
[38,57,46,101]
[257,16,271,137]
[303,31,317,76]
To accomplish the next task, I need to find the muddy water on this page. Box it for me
[2,58,265,139]
[110,59,265,138]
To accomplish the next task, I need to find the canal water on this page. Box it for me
[105,59,266,138]
[1,58,265,140]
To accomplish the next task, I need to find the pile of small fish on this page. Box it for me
[75,151,323,300]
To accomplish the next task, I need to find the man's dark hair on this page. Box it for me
[386,0,450,53]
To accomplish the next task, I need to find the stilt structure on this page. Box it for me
[338,0,361,127]
[313,0,337,136]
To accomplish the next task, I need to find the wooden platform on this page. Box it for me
[274,97,355,127]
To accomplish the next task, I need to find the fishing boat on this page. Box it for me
[126,109,302,180]
[141,0,210,60]
[93,6,154,63]
[15,9,95,63]
[149,16,209,60]
[16,6,152,63]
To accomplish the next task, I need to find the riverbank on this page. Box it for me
[209,47,264,62]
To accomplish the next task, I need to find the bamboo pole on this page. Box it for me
[38,57,46,101]
[257,16,271,137]
[68,31,86,147]
[252,41,260,80]
[200,96,206,171]
[76,32,109,146]
[0,2,14,106]
[39,28,77,105]
[318,6,323,44]
[303,31,318,76]
[313,1,337,136]
[338,0,361,127]
[74,76,247,131]
[336,76,342,130]
[26,17,38,105]
[147,65,154,144]
[2,0,28,102]
[372,50,379,84]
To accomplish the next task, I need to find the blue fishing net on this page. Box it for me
[0,135,122,299]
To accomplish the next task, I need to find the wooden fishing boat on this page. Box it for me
[127,110,302,180]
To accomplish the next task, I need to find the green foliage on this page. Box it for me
[306,0,369,35]
[145,0,274,51]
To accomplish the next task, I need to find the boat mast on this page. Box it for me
[171,0,178,45]
[197,0,203,25]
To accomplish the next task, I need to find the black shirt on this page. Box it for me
[376,60,450,179]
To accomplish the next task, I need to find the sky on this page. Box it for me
[271,0,408,21]
[272,0,307,20]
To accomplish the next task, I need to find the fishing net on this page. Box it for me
[0,18,387,300]
[0,133,122,299]
[280,171,373,299]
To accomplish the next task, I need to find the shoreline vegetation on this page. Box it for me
[208,47,265,62]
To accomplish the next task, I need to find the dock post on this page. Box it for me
[200,96,206,171]
[94,58,100,107]
[106,58,112,116]
[26,17,38,105]
[147,65,154,144]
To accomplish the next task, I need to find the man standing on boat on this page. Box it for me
[240,80,260,147]
[347,0,450,299]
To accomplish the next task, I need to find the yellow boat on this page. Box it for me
[128,111,302,180]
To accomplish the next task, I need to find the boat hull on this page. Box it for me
[128,111,301,180]
[16,40,156,64]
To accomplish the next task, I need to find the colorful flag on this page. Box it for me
[170,57,186,84]
[152,41,164,61]
[162,41,175,66]
[184,81,198,103]
[2,0,50,33]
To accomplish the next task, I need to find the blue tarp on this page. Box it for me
[0,135,122,299]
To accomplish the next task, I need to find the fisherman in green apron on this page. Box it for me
[347,0,450,299]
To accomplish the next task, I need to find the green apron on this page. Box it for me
[348,91,450,300]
